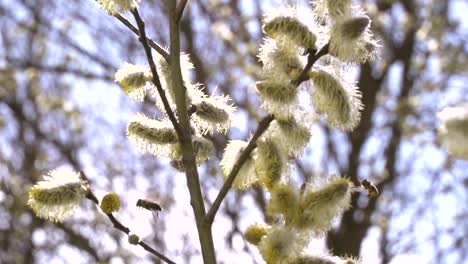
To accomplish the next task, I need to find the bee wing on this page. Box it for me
[151,211,159,223]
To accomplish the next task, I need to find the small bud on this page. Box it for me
[264,16,317,50]
[244,223,269,245]
[100,192,121,214]
[128,234,140,245]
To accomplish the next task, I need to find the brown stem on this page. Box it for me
[293,43,329,85]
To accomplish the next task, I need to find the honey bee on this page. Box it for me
[361,179,379,198]
[137,199,162,222]
[136,199,162,211]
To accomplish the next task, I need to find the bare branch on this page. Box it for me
[113,13,170,62]
[175,0,189,22]
[4,62,113,81]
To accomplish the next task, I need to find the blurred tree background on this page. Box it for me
[0,0,467,263]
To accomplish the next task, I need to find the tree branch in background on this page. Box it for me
[80,172,176,264]
[113,13,170,62]
[3,61,113,81]
[57,223,104,262]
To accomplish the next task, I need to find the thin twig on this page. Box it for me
[131,9,183,137]
[175,0,189,22]
[206,115,274,224]
[293,43,329,85]
[113,13,170,62]
[80,172,176,264]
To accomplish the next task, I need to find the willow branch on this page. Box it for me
[293,43,329,85]
[206,115,274,224]
[167,1,216,262]
[113,13,170,62]
[175,0,189,22]
[207,43,329,224]
[131,9,183,137]
[80,172,176,264]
